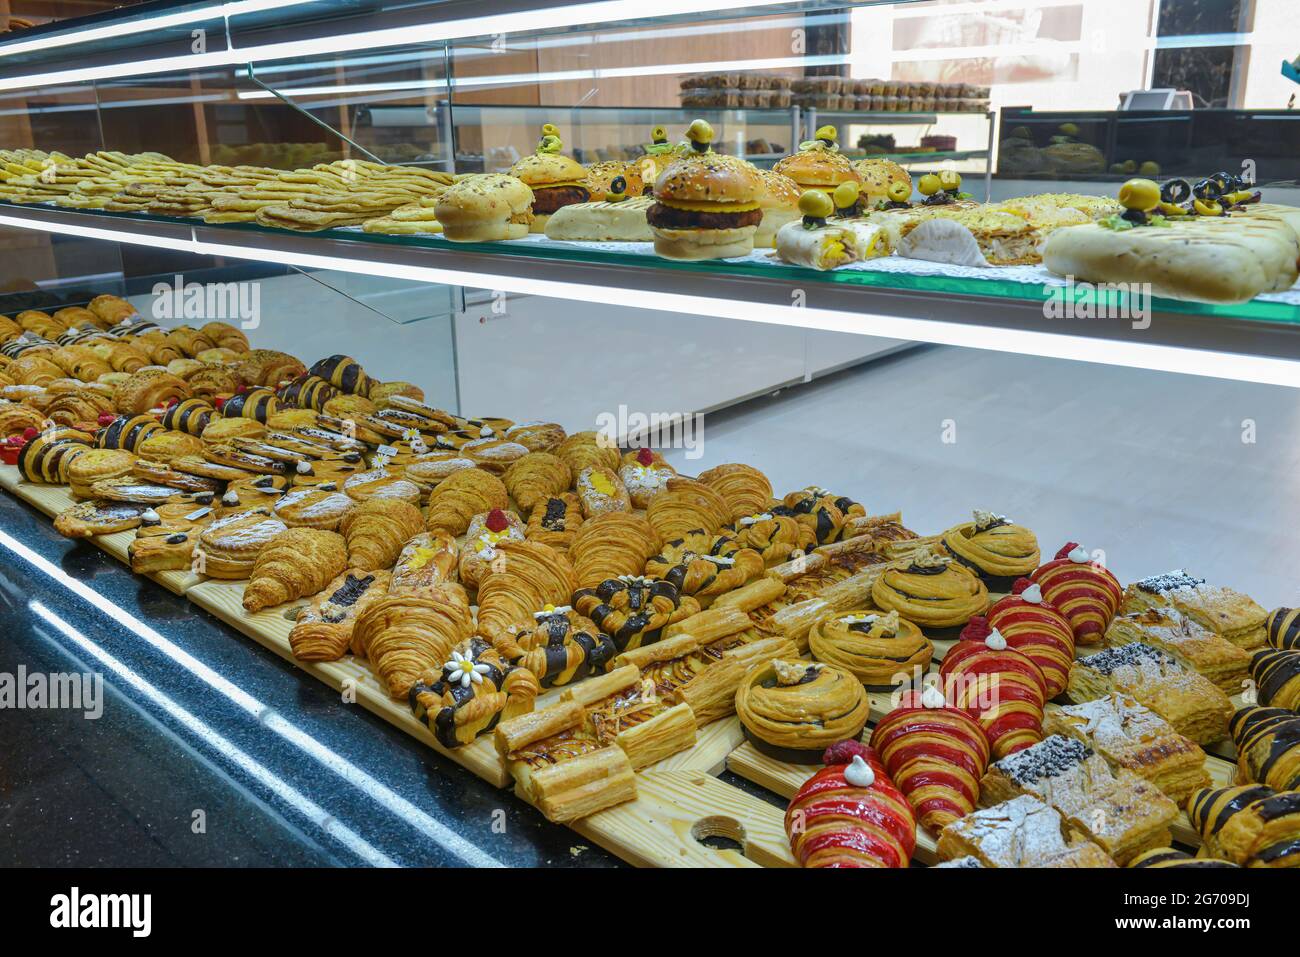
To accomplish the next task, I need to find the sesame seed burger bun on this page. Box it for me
[754,169,801,248]
[585,160,644,199]
[508,152,590,231]
[434,173,535,242]
[650,153,765,260]
[773,149,861,190]
[853,158,911,202]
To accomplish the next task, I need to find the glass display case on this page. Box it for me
[2,0,1299,877]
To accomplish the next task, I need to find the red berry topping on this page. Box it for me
[822,739,872,767]
[236,384,249,394]
[22,426,38,441]
[1054,541,1081,561]
[485,508,509,533]
[167,396,180,407]
[959,615,991,642]
[1011,577,1033,595]
[97,412,116,426]
[635,447,655,466]
[213,396,226,411]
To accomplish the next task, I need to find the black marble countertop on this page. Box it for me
[0,490,618,867]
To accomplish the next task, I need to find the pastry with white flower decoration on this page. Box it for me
[808,607,932,689]
[409,637,540,748]
[618,447,676,508]
[458,508,527,588]
[941,509,1040,589]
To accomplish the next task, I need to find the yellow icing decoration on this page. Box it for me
[589,471,615,495]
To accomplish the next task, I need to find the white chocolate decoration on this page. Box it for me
[223,490,239,505]
[844,754,875,788]
[973,508,1007,531]
[921,684,947,709]
[985,628,1008,651]
[1067,545,1091,564]
[295,460,312,474]
[141,508,160,523]
[1019,583,1043,603]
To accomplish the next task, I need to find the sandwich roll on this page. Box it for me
[434,173,534,242]
[544,196,654,242]
[776,191,886,270]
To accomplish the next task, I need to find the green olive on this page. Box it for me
[1117,177,1160,211]
[1121,159,1137,174]
[541,123,560,138]
[1193,198,1223,216]
[917,173,942,196]
[650,125,667,142]
[1059,122,1079,136]
[814,124,838,144]
[686,119,714,146]
[938,169,962,191]
[1139,161,1161,177]
[886,180,911,202]
[832,181,860,210]
[798,190,834,219]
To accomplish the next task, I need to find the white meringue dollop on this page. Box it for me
[844,754,876,788]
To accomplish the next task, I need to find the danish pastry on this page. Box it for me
[200,417,265,444]
[871,552,988,631]
[235,349,306,387]
[405,452,476,489]
[243,527,347,612]
[525,493,585,553]
[572,575,699,652]
[1251,649,1300,711]
[505,421,566,453]
[425,467,509,535]
[185,366,242,399]
[1230,707,1300,793]
[475,540,577,645]
[982,579,1075,698]
[460,437,529,474]
[458,508,527,588]
[43,388,112,427]
[939,631,1047,759]
[735,659,871,762]
[697,462,773,522]
[871,689,991,832]
[196,508,288,579]
[409,638,540,748]
[342,468,421,506]
[340,498,424,572]
[288,569,392,661]
[642,528,763,603]
[575,466,630,517]
[114,368,190,414]
[273,484,354,531]
[1121,569,1267,650]
[618,448,676,508]
[128,509,215,574]
[390,532,459,595]
[502,452,571,511]
[772,487,865,545]
[785,740,915,868]
[645,477,731,541]
[725,511,816,567]
[1266,607,1300,650]
[494,605,617,688]
[135,430,204,464]
[1029,542,1122,645]
[200,321,250,353]
[941,510,1040,588]
[351,583,474,698]
[808,608,932,689]
[555,430,619,475]
[1188,784,1300,868]
[53,500,150,538]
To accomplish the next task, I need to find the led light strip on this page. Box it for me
[1,210,1295,388]
[0,0,800,92]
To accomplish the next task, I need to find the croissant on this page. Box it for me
[234,349,307,387]
[289,569,392,660]
[1187,784,1300,867]
[475,540,577,644]
[161,398,216,435]
[409,638,540,748]
[645,477,731,541]
[942,510,1041,588]
[939,634,1047,759]
[54,306,110,331]
[1231,707,1300,792]
[340,499,424,572]
[425,467,509,536]
[1028,542,1122,645]
[1251,649,1300,711]
[725,512,816,567]
[505,420,566,453]
[17,310,63,338]
[166,326,217,359]
[643,528,763,602]
[785,740,916,868]
[44,388,113,427]
[114,369,191,415]
[503,451,571,511]
[555,430,619,473]
[90,339,149,373]
[697,463,773,522]
[980,580,1075,699]
[870,690,992,832]
[352,584,473,698]
[243,527,348,612]
[310,354,371,395]
[187,366,243,399]
[86,295,138,327]
[570,511,659,590]
[572,575,699,652]
[525,493,585,552]
[1266,608,1300,650]
[277,374,338,411]
[494,606,617,688]
[201,321,250,353]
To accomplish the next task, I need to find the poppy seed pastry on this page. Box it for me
[435,173,535,242]
[648,150,764,260]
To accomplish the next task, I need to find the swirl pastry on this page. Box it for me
[870,690,991,832]
[940,633,1047,759]
[200,321,250,353]
[556,430,620,475]
[196,508,288,579]
[785,741,916,868]
[569,511,659,590]
[277,374,338,411]
[113,368,191,414]
[505,421,566,453]
[496,606,617,688]
[618,450,676,508]
[645,477,731,541]
[458,508,527,588]
[1188,784,1300,868]
[1267,607,1300,650]
[1029,542,1122,645]
[44,388,113,427]
[525,493,585,552]
[736,659,871,762]
[340,498,424,572]
[1232,707,1300,792]
[870,553,988,631]
[572,575,699,652]
[475,540,577,644]
[309,354,371,395]
[219,388,279,423]
[726,511,816,567]
[643,529,764,602]
[243,528,347,612]
[576,466,630,517]
[697,462,773,522]
[1251,649,1300,711]
[980,580,1075,699]
[18,428,91,483]
[772,487,865,545]
[0,404,45,438]
[941,509,1040,589]
[273,485,354,531]
[161,398,215,436]
[808,608,932,689]
[409,637,540,748]
[391,532,459,595]
[503,451,571,511]
[234,349,307,388]
[352,583,474,698]
[425,467,509,535]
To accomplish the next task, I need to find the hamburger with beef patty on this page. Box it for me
[647,120,764,260]
[508,124,591,232]
[773,125,861,201]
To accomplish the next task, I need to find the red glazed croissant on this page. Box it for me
[939,633,1047,760]
[975,577,1075,699]
[1029,542,1122,645]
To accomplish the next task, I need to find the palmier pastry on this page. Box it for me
[342,468,421,506]
[1251,649,1300,711]
[697,462,773,522]
[1232,707,1300,792]
[504,421,566,453]
[494,606,616,688]
[161,398,216,435]
[772,486,865,545]
[234,349,307,387]
[390,532,459,595]
[726,511,816,567]
[618,448,676,508]
[53,500,150,538]
[309,354,370,395]
[200,416,265,444]
[276,374,338,411]
[503,452,571,511]
[1029,542,1122,645]
[941,509,1040,588]
[1267,607,1300,650]
[645,477,731,541]
[575,466,630,517]
[66,448,136,498]
[243,528,347,612]
[871,552,988,631]
[737,659,871,763]
[352,583,474,698]
[871,689,991,832]
[525,493,585,552]
[136,430,204,464]
[474,540,578,645]
[461,437,529,474]
[556,430,619,475]
[114,369,190,414]
[424,467,508,535]
[643,528,763,602]
[409,637,540,748]
[569,511,659,589]
[273,485,354,531]
[572,575,699,652]
[785,740,916,868]
[940,631,1048,759]
[96,414,163,452]
[808,608,932,689]
[458,508,527,589]
[196,508,288,579]
[18,428,92,483]
[340,498,424,572]
[219,388,279,423]
[200,321,250,353]
[289,569,392,661]
[982,579,1075,699]
[1187,784,1300,868]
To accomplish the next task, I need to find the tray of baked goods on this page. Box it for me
[2,295,1298,869]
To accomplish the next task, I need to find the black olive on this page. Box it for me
[1121,208,1147,224]
[1160,178,1191,204]
[1193,177,1223,201]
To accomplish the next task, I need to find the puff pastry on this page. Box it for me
[575,466,630,518]
[114,368,190,414]
[390,532,459,595]
[495,606,617,688]
[941,510,1039,588]
[645,477,731,541]
[409,637,540,747]
[808,608,931,689]
[288,569,391,660]
[340,498,424,572]
[982,580,1075,698]
[939,632,1048,759]
[502,451,571,511]
[53,500,149,538]
[196,508,288,579]
[458,508,527,588]
[342,468,421,505]
[1266,607,1300,650]
[735,659,870,762]
[1105,607,1250,694]
[725,511,816,567]
[1121,569,1267,650]
[1231,706,1300,793]
[475,540,577,645]
[572,575,700,652]
[697,462,773,522]
[569,510,658,590]
[618,450,676,509]
[1188,784,1300,868]
[555,430,619,476]
[424,467,508,535]
[504,420,566,453]
[643,529,763,603]
[1029,542,1122,645]
[525,493,585,553]
[772,486,865,545]
[871,552,988,630]
[66,448,136,499]
[936,794,1115,868]
[243,527,347,612]
[351,583,474,698]
[1251,649,1300,711]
